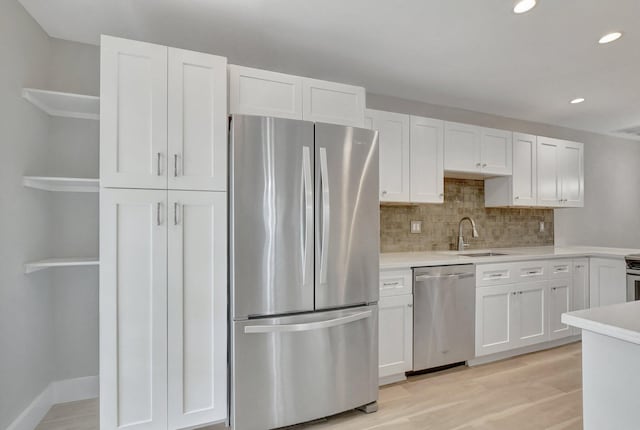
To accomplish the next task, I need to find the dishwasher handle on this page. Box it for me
[415,273,474,282]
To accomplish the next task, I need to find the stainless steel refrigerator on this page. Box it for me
[229,115,380,430]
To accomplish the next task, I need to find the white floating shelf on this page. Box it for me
[24,176,99,193]
[22,88,99,120]
[25,257,99,274]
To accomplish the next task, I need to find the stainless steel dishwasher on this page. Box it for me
[413,264,475,371]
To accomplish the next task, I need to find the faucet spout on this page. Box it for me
[457,217,479,250]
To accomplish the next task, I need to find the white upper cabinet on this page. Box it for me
[168,191,227,428]
[559,141,584,207]
[410,116,444,203]
[100,189,168,430]
[536,136,562,206]
[444,122,512,177]
[444,122,481,173]
[168,48,227,192]
[537,137,584,207]
[302,78,365,127]
[228,65,365,127]
[101,36,168,189]
[366,109,411,202]
[101,37,227,191]
[480,127,512,175]
[228,65,303,120]
[485,133,537,207]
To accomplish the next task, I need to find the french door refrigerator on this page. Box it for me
[230,115,380,430]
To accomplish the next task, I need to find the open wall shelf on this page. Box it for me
[25,257,99,274]
[22,88,99,120]
[23,176,99,193]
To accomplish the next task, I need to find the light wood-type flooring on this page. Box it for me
[36,342,582,430]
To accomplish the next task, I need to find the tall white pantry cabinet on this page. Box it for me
[99,36,228,430]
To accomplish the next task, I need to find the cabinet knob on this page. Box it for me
[482,163,487,167]
[439,193,444,197]
[382,190,388,196]
[515,196,520,200]
[408,304,413,308]
[476,163,481,167]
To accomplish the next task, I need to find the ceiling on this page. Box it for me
[18,0,640,139]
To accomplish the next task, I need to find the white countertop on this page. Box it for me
[380,246,640,270]
[562,301,640,345]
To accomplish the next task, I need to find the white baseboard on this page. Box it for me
[467,336,581,367]
[6,375,99,430]
[378,373,407,386]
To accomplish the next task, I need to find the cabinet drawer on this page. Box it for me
[476,263,515,286]
[549,260,572,279]
[380,270,412,297]
[515,261,547,281]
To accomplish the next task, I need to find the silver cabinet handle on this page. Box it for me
[476,163,481,167]
[157,152,162,176]
[383,281,400,287]
[439,193,444,197]
[575,265,583,268]
[382,190,388,196]
[407,304,413,308]
[174,202,180,225]
[515,196,520,200]
[319,147,330,285]
[174,154,179,177]
[244,310,371,334]
[482,163,487,167]
[512,292,517,295]
[156,202,162,225]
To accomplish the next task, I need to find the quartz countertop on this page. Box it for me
[562,301,640,345]
[380,246,640,270]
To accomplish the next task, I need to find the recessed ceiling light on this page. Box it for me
[570,98,585,104]
[513,0,537,14]
[599,32,622,44]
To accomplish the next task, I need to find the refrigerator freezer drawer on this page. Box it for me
[231,305,378,430]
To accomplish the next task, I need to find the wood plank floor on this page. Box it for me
[36,343,582,430]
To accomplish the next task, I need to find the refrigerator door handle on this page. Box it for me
[243,310,372,334]
[319,147,330,285]
[302,146,313,286]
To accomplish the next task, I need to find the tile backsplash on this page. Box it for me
[380,178,554,252]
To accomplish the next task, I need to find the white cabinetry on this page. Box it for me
[366,109,410,202]
[444,122,512,177]
[514,282,547,347]
[475,284,513,355]
[537,137,583,207]
[229,65,365,127]
[378,295,413,380]
[485,133,537,207]
[410,116,444,203]
[228,65,302,120]
[378,269,413,384]
[572,259,589,312]
[548,279,572,340]
[589,258,626,307]
[100,189,168,430]
[168,191,227,429]
[100,36,168,189]
[100,37,228,430]
[101,36,227,191]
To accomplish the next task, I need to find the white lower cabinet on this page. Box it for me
[475,284,513,356]
[100,189,227,430]
[590,258,626,307]
[548,279,572,340]
[571,259,589,335]
[513,281,548,347]
[378,294,413,381]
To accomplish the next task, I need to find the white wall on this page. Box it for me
[367,93,640,248]
[0,1,55,428]
[46,38,100,382]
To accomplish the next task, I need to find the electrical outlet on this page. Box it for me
[410,220,422,234]
[539,221,545,233]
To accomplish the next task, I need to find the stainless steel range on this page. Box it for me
[625,254,640,301]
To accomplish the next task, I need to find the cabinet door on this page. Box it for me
[379,295,413,379]
[513,281,548,347]
[536,137,562,206]
[228,65,303,119]
[512,133,537,206]
[100,189,168,430]
[549,279,572,340]
[480,127,512,176]
[101,36,168,189]
[168,191,227,428]
[444,122,481,173]
[475,285,513,356]
[168,49,227,192]
[367,109,410,202]
[590,258,626,307]
[302,78,365,127]
[572,259,589,311]
[560,141,584,207]
[410,116,444,203]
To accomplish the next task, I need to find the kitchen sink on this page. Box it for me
[458,252,508,257]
